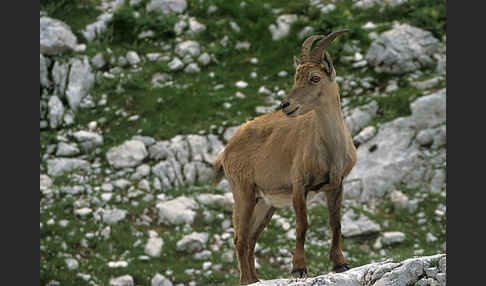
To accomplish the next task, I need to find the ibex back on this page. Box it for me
[213,30,357,285]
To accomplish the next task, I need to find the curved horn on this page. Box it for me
[301,35,324,62]
[310,29,350,62]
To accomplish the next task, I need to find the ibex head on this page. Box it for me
[281,30,349,117]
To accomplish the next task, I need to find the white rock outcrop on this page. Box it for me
[40,17,77,55]
[366,23,440,74]
[106,140,148,169]
[251,254,446,286]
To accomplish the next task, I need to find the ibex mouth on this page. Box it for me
[285,107,299,116]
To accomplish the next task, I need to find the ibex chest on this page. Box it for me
[256,188,321,208]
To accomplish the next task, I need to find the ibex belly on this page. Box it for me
[257,189,320,208]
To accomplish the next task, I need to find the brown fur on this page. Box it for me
[213,34,357,285]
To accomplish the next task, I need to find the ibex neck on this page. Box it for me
[313,93,351,165]
[315,99,346,146]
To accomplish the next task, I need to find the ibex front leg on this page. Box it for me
[325,181,350,273]
[291,184,308,277]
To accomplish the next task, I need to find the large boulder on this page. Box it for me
[344,89,446,202]
[47,158,89,177]
[156,196,198,225]
[40,17,77,55]
[106,140,148,168]
[366,23,440,74]
[65,56,95,111]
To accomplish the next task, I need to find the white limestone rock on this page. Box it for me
[72,130,103,151]
[341,209,381,237]
[109,275,134,286]
[47,96,64,129]
[40,17,77,55]
[65,56,95,111]
[382,231,406,245]
[106,140,148,169]
[47,158,89,177]
[268,14,298,41]
[151,273,173,286]
[56,142,80,157]
[102,208,127,225]
[176,232,209,253]
[175,40,201,58]
[145,236,164,257]
[366,23,440,74]
[156,196,198,225]
[147,0,187,14]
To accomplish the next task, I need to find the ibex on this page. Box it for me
[213,31,357,285]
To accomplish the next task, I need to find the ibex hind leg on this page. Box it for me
[325,182,350,273]
[231,182,258,285]
[248,199,276,281]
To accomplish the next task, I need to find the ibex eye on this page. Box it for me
[310,75,320,83]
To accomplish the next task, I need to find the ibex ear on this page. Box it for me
[321,51,336,81]
[293,55,301,68]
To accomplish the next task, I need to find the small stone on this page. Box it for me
[65,258,79,270]
[373,237,382,249]
[168,57,184,71]
[109,275,133,286]
[187,17,206,36]
[108,261,129,268]
[390,190,409,209]
[235,81,248,88]
[221,250,234,263]
[416,129,435,147]
[74,208,92,217]
[101,193,113,201]
[235,41,251,50]
[101,183,114,192]
[126,51,141,65]
[151,273,173,286]
[381,231,406,245]
[176,232,209,253]
[56,142,80,157]
[235,91,245,99]
[102,209,127,225]
[175,40,201,58]
[48,95,64,129]
[184,63,200,73]
[146,0,187,14]
[91,53,106,69]
[145,236,164,257]
[426,233,438,243]
[197,53,211,66]
[194,250,212,260]
[230,21,240,33]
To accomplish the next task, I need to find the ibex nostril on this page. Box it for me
[281,101,290,109]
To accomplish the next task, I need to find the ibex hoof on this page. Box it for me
[291,268,308,278]
[332,263,350,273]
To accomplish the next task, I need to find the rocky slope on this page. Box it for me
[40,0,446,285]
